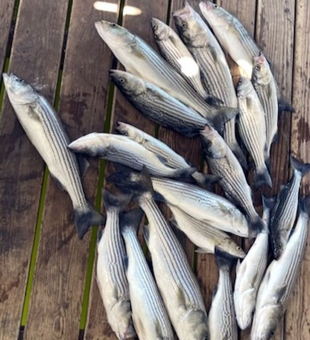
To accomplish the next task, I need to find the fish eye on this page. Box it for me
[111,23,117,27]
[237,246,241,250]
[214,4,219,9]
[204,140,212,148]
[182,22,187,28]
[255,65,260,70]
[277,242,282,249]
[119,77,126,83]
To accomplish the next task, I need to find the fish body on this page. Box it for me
[209,249,238,340]
[97,192,135,339]
[121,209,174,340]
[2,73,104,239]
[110,70,209,137]
[151,18,208,99]
[69,132,195,179]
[251,196,310,340]
[169,204,245,258]
[269,156,310,259]
[201,125,264,235]
[151,177,249,237]
[237,77,272,189]
[199,1,260,78]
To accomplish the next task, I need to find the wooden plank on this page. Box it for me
[285,0,310,339]
[0,0,15,73]
[22,1,118,339]
[0,0,70,339]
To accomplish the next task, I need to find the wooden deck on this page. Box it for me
[0,0,309,339]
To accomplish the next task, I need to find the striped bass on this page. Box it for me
[95,20,239,131]
[69,133,195,179]
[234,196,274,330]
[2,73,104,239]
[121,208,174,340]
[97,191,135,340]
[251,196,310,340]
[110,70,235,135]
[168,204,245,258]
[252,53,278,161]
[151,18,208,99]
[174,2,246,168]
[151,177,250,237]
[237,77,272,189]
[200,125,264,235]
[109,168,209,340]
[269,156,310,259]
[116,121,219,187]
[199,1,260,79]
[208,249,238,340]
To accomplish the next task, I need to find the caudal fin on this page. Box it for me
[172,167,196,179]
[206,94,224,106]
[210,106,239,135]
[191,171,221,187]
[278,97,295,113]
[103,190,132,212]
[215,247,235,271]
[262,195,276,227]
[290,155,310,177]
[120,208,144,235]
[254,165,272,189]
[248,214,268,237]
[74,205,106,239]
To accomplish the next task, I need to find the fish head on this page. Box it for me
[109,70,146,96]
[68,133,110,157]
[181,309,209,340]
[200,125,226,159]
[252,53,272,86]
[199,2,233,30]
[110,299,136,339]
[235,287,256,329]
[151,18,170,41]
[2,73,39,105]
[95,21,135,49]
[271,233,285,260]
[236,76,253,98]
[221,239,246,259]
[116,121,144,143]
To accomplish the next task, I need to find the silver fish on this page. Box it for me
[116,121,219,187]
[121,208,174,340]
[151,177,250,237]
[199,1,260,79]
[168,204,245,258]
[95,20,239,131]
[2,73,104,239]
[237,77,272,189]
[208,249,238,340]
[174,2,246,168]
[233,196,274,330]
[69,133,195,179]
[151,18,208,99]
[269,156,310,259]
[252,53,278,160]
[109,168,209,340]
[200,125,264,235]
[96,191,135,340]
[251,196,310,340]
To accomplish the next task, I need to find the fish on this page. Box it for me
[151,17,208,100]
[116,121,220,187]
[269,156,310,259]
[233,195,274,330]
[68,132,195,179]
[96,191,135,340]
[173,2,246,169]
[121,208,174,340]
[150,177,250,237]
[2,73,105,239]
[95,20,239,131]
[208,248,238,340]
[236,77,272,189]
[168,204,245,258]
[108,167,209,340]
[251,195,310,340]
[110,69,235,136]
[199,1,260,79]
[252,53,278,162]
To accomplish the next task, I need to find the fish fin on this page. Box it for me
[273,285,287,304]
[210,106,239,135]
[262,195,276,211]
[248,215,267,237]
[176,285,187,309]
[77,155,90,178]
[123,255,129,271]
[173,167,197,179]
[299,194,310,214]
[253,166,272,189]
[206,94,224,106]
[51,175,66,191]
[153,191,167,203]
[214,246,235,271]
[74,205,106,239]
[192,172,221,187]
[290,155,310,177]
[120,208,144,235]
[97,228,104,242]
[236,259,241,275]
[229,143,248,171]
[103,190,132,212]
[278,97,295,113]
[142,224,150,246]
[156,154,169,165]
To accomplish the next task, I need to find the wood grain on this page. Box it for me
[0,0,69,339]
[286,0,310,338]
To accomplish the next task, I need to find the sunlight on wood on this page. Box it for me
[93,1,142,16]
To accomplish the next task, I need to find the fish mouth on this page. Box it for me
[115,121,127,135]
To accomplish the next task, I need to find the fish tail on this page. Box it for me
[254,165,272,189]
[248,214,268,237]
[120,208,144,235]
[215,246,235,271]
[278,97,295,113]
[74,204,106,239]
[173,166,196,179]
[191,171,221,187]
[290,155,310,177]
[103,190,132,212]
[262,194,276,228]
[210,106,239,135]
[205,93,224,106]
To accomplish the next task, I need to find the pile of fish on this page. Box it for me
[3,1,309,340]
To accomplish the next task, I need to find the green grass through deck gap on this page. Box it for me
[0,58,10,117]
[79,0,126,331]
